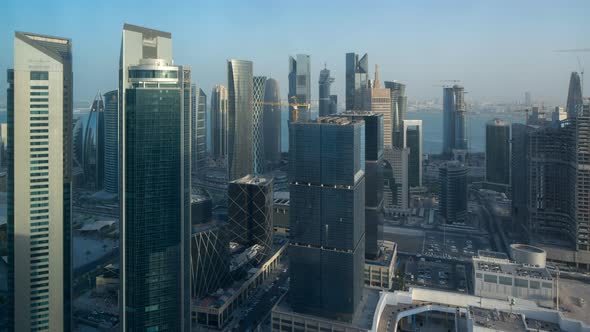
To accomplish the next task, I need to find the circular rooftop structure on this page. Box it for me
[510,244,546,268]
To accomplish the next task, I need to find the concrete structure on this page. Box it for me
[252,76,267,175]
[288,54,311,122]
[364,241,397,290]
[510,244,547,268]
[382,147,409,210]
[385,81,407,148]
[211,84,228,160]
[263,78,282,167]
[369,65,392,148]
[402,119,422,188]
[485,119,510,191]
[439,161,468,224]
[273,192,290,236]
[473,250,554,303]
[346,52,369,111]
[289,117,366,321]
[7,31,73,332]
[319,66,336,116]
[443,85,467,155]
[103,90,118,194]
[342,111,384,258]
[554,106,568,123]
[83,92,105,190]
[228,175,274,262]
[566,72,583,119]
[119,24,191,331]
[227,59,254,181]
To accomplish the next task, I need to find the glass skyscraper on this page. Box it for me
[385,81,407,148]
[443,85,467,155]
[319,66,336,117]
[191,85,207,174]
[485,119,510,188]
[119,24,191,332]
[263,78,282,167]
[253,76,267,175]
[439,161,468,224]
[288,54,311,122]
[7,31,73,332]
[289,117,365,321]
[103,89,118,194]
[83,92,105,190]
[345,52,369,111]
[566,71,583,119]
[211,85,228,160]
[227,59,254,181]
[402,119,423,188]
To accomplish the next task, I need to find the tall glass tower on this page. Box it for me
[227,59,253,181]
[345,52,369,111]
[83,92,105,190]
[318,66,335,117]
[191,85,207,174]
[263,78,282,167]
[103,90,118,194]
[253,76,267,175]
[443,85,466,155]
[119,24,191,332]
[211,85,228,159]
[288,54,311,122]
[566,72,583,119]
[485,119,510,187]
[385,81,407,148]
[7,31,73,332]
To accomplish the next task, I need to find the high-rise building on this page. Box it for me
[566,72,583,119]
[0,123,7,168]
[345,52,369,111]
[119,24,191,331]
[552,106,567,123]
[342,111,384,259]
[382,147,409,210]
[211,85,228,160]
[288,54,311,122]
[319,66,336,117]
[103,90,118,194]
[525,91,532,107]
[402,120,422,188]
[330,94,338,115]
[7,31,73,332]
[253,76,267,175]
[227,175,274,261]
[289,117,365,321]
[485,119,510,189]
[439,161,468,224]
[191,86,207,174]
[83,92,105,190]
[263,78,282,167]
[385,81,407,148]
[442,85,467,155]
[369,65,392,147]
[227,59,254,181]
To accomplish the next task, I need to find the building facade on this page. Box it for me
[402,119,422,188]
[103,89,118,194]
[253,76,267,175]
[385,81,407,148]
[566,71,582,119]
[289,117,366,321]
[345,52,369,111]
[227,59,254,181]
[83,92,105,190]
[319,66,336,117]
[7,31,73,332]
[263,78,282,168]
[439,161,468,224]
[119,24,191,331]
[442,85,467,155]
[211,85,228,160]
[288,54,311,122]
[382,147,409,210]
[485,119,510,189]
[369,65,392,148]
[191,86,207,174]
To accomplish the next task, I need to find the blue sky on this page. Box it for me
[1,0,589,105]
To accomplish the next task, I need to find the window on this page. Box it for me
[484,274,498,283]
[542,282,553,289]
[30,86,48,90]
[529,281,540,289]
[30,92,48,96]
[30,111,48,115]
[515,278,528,288]
[30,104,48,108]
[30,71,49,80]
[30,98,49,102]
[499,276,512,286]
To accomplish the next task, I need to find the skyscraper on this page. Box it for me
[119,24,191,331]
[345,52,369,110]
[485,119,510,189]
[288,54,311,122]
[83,92,105,190]
[319,66,336,116]
[369,65,392,147]
[263,78,282,167]
[385,81,407,148]
[289,117,365,321]
[566,71,583,119]
[439,161,468,224]
[253,76,267,175]
[103,90,118,194]
[382,147,409,210]
[402,120,423,187]
[211,85,228,160]
[525,91,532,107]
[227,59,254,181]
[342,111,384,259]
[7,31,73,332]
[191,86,207,174]
[511,123,534,231]
[443,85,467,155]
[228,175,274,261]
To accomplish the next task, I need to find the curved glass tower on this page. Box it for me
[263,78,281,166]
[211,85,228,159]
[103,90,118,194]
[83,92,105,190]
[227,59,253,181]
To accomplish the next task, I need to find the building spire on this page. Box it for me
[374,64,381,89]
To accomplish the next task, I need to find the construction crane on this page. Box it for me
[258,96,314,122]
[554,48,589,93]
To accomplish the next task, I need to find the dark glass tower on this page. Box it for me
[119,24,191,331]
[227,59,253,181]
[288,54,311,122]
[345,52,369,111]
[319,66,336,116]
[385,81,407,148]
[439,161,468,223]
[211,85,228,159]
[443,85,466,155]
[103,90,118,194]
[263,78,282,167]
[566,71,583,119]
[342,112,384,258]
[485,119,510,187]
[83,92,105,190]
[191,86,207,174]
[289,117,365,321]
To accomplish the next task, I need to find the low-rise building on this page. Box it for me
[364,241,397,290]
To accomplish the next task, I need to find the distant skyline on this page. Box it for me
[1,0,589,106]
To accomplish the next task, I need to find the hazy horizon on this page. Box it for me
[1,0,589,106]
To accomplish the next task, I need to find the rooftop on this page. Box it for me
[473,252,552,280]
[231,174,273,186]
[366,241,397,267]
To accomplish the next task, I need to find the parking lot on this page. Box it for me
[421,232,492,260]
[404,257,469,293]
